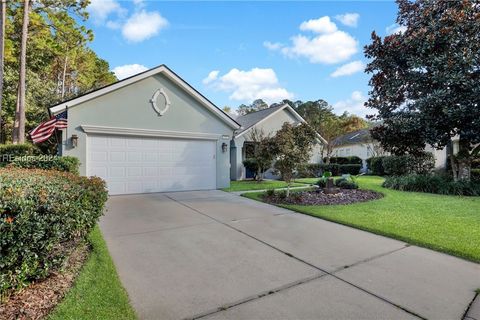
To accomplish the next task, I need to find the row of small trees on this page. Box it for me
[244,122,317,196]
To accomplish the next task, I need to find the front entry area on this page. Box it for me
[87,134,216,195]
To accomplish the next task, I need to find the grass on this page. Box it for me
[222,179,307,192]
[244,176,480,263]
[49,226,136,320]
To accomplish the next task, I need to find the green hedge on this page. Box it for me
[383,174,480,196]
[366,156,387,175]
[7,156,80,174]
[367,153,434,176]
[324,156,363,165]
[0,144,40,166]
[0,168,108,295]
[382,153,434,175]
[297,163,361,177]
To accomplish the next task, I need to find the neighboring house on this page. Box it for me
[230,104,325,180]
[332,129,385,172]
[48,64,240,195]
[332,129,450,171]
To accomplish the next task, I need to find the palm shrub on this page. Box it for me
[0,168,108,295]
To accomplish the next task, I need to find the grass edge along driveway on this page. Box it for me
[244,176,480,263]
[49,226,136,320]
[222,179,307,192]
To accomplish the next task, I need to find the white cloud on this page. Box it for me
[333,91,370,117]
[386,23,407,35]
[205,68,293,103]
[335,13,360,27]
[281,31,358,64]
[300,16,337,34]
[202,70,219,84]
[122,10,168,42]
[88,0,124,23]
[331,60,365,77]
[112,64,148,80]
[266,16,358,64]
[263,41,283,51]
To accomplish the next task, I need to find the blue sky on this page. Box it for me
[86,0,403,118]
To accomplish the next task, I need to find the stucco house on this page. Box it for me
[332,129,450,171]
[48,65,240,195]
[230,104,325,180]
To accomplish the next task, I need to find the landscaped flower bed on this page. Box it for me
[263,189,383,205]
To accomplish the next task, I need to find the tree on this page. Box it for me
[245,127,276,181]
[12,0,29,144]
[237,99,269,115]
[2,0,116,143]
[272,122,317,196]
[293,100,368,163]
[365,0,480,181]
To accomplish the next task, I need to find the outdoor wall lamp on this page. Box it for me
[71,134,78,148]
[222,142,228,153]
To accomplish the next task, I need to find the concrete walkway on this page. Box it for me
[100,190,480,320]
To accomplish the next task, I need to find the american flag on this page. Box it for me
[30,110,68,144]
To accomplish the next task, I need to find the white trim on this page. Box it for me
[49,65,240,129]
[235,104,327,144]
[81,125,221,140]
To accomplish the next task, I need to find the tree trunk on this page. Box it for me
[0,0,5,143]
[13,0,30,144]
[61,54,68,99]
[451,138,472,182]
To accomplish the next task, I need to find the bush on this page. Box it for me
[0,144,40,166]
[339,164,362,175]
[265,189,275,197]
[472,169,480,181]
[382,153,434,176]
[324,156,363,165]
[334,177,359,189]
[8,156,80,174]
[367,156,387,175]
[383,174,480,196]
[0,168,108,295]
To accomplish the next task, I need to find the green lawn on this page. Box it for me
[49,226,136,320]
[222,180,307,192]
[244,176,480,263]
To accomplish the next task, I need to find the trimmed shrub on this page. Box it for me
[382,153,434,176]
[0,168,108,295]
[335,177,359,189]
[339,164,362,175]
[324,156,363,165]
[8,156,80,174]
[383,174,480,196]
[0,144,40,166]
[472,169,480,181]
[367,156,386,175]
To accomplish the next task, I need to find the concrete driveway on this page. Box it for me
[100,190,479,320]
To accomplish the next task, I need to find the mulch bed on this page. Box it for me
[0,242,90,320]
[264,189,383,205]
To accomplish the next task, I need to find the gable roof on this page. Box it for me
[333,129,372,146]
[235,104,303,137]
[48,64,240,130]
[234,104,327,144]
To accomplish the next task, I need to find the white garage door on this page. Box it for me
[87,134,216,195]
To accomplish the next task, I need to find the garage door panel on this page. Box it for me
[87,135,216,195]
